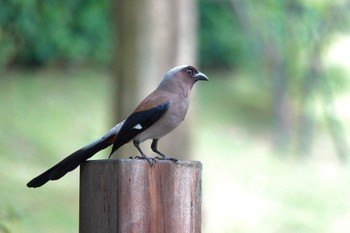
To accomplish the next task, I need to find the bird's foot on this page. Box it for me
[135,155,156,166]
[155,155,178,163]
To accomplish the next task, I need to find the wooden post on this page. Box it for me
[79,159,202,233]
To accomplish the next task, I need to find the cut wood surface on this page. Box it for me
[79,159,202,233]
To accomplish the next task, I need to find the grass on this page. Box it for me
[0,69,112,233]
[1,68,350,233]
[197,127,350,233]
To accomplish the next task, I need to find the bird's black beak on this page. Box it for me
[194,72,209,81]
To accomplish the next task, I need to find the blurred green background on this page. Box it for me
[1,0,350,232]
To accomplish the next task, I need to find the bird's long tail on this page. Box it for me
[27,135,115,188]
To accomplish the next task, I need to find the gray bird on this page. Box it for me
[27,65,208,188]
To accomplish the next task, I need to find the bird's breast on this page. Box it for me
[134,97,189,142]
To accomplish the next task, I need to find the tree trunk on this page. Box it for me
[113,0,198,159]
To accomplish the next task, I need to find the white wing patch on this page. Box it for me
[133,124,143,130]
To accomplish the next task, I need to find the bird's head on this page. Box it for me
[159,65,208,93]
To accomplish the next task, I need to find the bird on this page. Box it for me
[27,65,208,188]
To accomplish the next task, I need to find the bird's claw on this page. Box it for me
[146,157,156,166]
[155,156,178,162]
[134,155,156,166]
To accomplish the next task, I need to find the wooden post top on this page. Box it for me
[79,159,202,233]
[81,158,202,168]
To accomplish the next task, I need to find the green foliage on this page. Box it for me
[0,0,113,68]
[198,0,245,69]
[1,0,350,75]
[0,0,258,69]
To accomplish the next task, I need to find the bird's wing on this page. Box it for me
[110,100,170,154]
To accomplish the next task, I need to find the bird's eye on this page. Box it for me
[186,68,193,75]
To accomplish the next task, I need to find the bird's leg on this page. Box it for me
[151,139,178,162]
[133,141,155,166]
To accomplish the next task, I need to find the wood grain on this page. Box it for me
[79,159,202,233]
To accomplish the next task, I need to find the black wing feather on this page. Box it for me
[110,101,170,154]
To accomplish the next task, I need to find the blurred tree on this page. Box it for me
[0,0,113,68]
[113,0,198,159]
[229,0,295,152]
[204,0,350,158]
[198,0,244,69]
